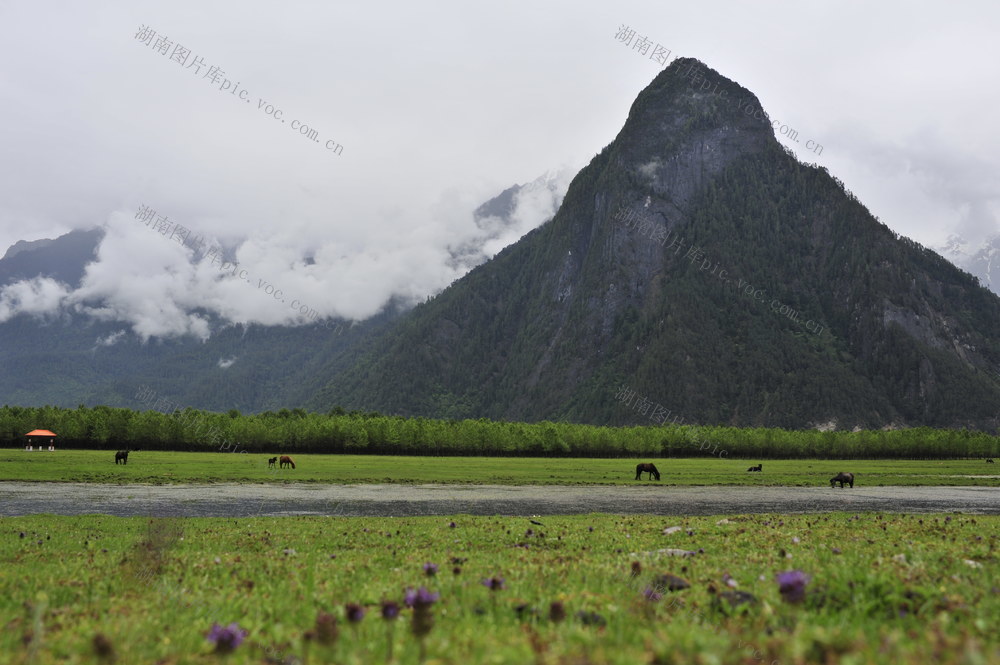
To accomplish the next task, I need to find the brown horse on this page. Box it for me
[635,463,660,481]
[279,455,295,469]
[267,456,277,468]
[115,450,130,465]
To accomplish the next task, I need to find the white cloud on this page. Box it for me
[94,330,127,347]
[0,277,70,323]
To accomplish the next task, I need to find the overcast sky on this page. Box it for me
[1,0,998,339]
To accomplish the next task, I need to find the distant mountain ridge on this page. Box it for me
[0,177,569,412]
[938,233,1000,295]
[0,227,395,411]
[446,168,573,272]
[0,228,103,288]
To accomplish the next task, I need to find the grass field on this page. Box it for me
[1,513,996,664]
[2,449,999,486]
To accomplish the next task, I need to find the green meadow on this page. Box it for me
[1,513,996,664]
[2,449,998,486]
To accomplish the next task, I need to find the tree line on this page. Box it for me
[2,405,997,459]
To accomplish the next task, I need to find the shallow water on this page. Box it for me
[2,482,998,517]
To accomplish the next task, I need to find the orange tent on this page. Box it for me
[25,429,56,451]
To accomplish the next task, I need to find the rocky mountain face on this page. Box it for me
[307,58,1000,430]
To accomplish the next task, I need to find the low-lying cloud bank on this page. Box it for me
[0,170,574,341]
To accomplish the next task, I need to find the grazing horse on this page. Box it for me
[115,450,130,465]
[635,463,660,481]
[267,456,277,468]
[987,459,995,464]
[830,472,854,488]
[279,455,296,469]
[746,464,762,472]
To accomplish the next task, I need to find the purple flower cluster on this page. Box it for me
[206,622,247,654]
[481,576,506,591]
[404,587,440,608]
[776,570,810,604]
[381,600,401,620]
[405,587,439,640]
[345,603,366,623]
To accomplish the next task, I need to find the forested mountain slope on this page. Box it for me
[310,58,1000,430]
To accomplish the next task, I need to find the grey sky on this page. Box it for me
[1,0,998,337]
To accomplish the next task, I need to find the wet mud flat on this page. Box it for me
[2,483,998,517]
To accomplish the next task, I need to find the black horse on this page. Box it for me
[747,464,762,472]
[635,463,661,481]
[987,459,995,464]
[115,450,130,465]
[268,456,278,468]
[830,471,854,488]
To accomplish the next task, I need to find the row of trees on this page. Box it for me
[2,405,997,459]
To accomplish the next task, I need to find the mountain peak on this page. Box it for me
[0,228,104,288]
[620,57,772,152]
[309,59,1000,430]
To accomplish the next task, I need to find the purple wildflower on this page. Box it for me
[642,586,663,602]
[345,603,366,623]
[404,587,440,608]
[776,570,810,604]
[481,576,506,591]
[423,562,438,576]
[206,622,247,654]
[381,600,401,620]
[408,588,438,642]
[449,521,457,528]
